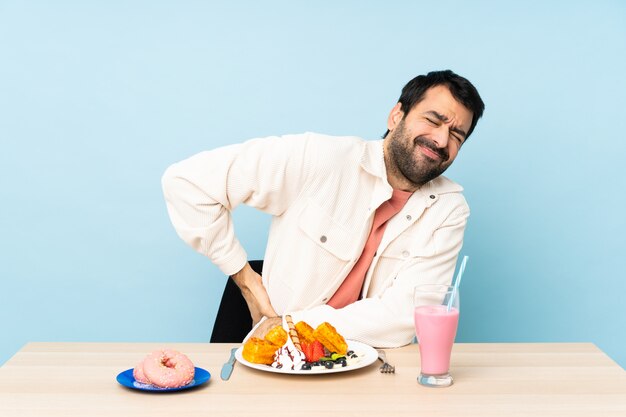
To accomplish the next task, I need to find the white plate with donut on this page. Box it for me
[116,367,211,392]
[235,340,378,375]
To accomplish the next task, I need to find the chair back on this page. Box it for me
[210,260,263,342]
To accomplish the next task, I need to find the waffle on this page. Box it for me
[242,337,279,365]
[242,325,287,365]
[294,321,316,345]
[264,325,288,347]
[313,322,348,355]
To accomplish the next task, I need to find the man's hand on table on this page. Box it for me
[231,262,278,326]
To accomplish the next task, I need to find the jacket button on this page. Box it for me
[402,250,410,258]
[406,215,412,221]
[430,194,436,199]
[320,235,327,243]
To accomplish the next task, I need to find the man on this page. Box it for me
[162,70,484,347]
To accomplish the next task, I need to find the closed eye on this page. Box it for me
[450,128,467,144]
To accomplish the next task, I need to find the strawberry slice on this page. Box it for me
[300,342,313,362]
[310,340,325,362]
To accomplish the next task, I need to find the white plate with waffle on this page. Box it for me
[234,340,377,375]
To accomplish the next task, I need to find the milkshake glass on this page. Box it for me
[413,284,459,387]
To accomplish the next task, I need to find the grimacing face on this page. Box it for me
[385,85,473,190]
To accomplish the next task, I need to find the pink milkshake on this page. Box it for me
[414,283,460,387]
[414,305,459,375]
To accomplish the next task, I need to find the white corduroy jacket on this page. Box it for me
[162,132,469,348]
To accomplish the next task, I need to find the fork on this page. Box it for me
[376,349,395,374]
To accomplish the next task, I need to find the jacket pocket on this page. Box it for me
[298,199,356,261]
[379,233,436,260]
[366,233,437,296]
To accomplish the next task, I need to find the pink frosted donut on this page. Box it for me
[133,360,150,384]
[142,349,195,388]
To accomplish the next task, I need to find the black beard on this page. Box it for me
[387,126,451,188]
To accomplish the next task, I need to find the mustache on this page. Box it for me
[414,136,449,161]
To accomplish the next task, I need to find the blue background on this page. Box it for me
[1,1,625,368]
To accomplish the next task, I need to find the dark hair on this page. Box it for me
[383,70,485,140]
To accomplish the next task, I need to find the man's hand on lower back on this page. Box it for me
[231,262,278,326]
[250,316,283,339]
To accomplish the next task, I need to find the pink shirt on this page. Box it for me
[327,188,413,309]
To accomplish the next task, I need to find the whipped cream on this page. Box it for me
[271,333,305,371]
